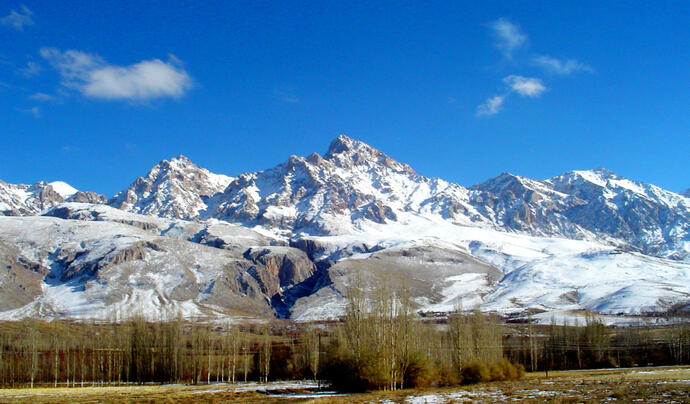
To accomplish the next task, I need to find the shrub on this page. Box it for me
[460,359,523,385]
[434,360,462,386]
[619,355,635,368]
[403,355,433,388]
[489,359,524,381]
[460,361,491,384]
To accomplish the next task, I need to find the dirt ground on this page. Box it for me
[0,366,688,403]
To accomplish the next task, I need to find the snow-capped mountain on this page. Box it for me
[0,135,689,322]
[546,168,690,259]
[208,136,689,260]
[108,155,232,219]
[212,135,485,235]
[0,179,106,216]
[469,169,690,260]
[469,173,590,237]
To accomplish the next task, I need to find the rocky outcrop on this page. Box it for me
[212,135,483,234]
[243,246,316,298]
[67,191,107,204]
[0,242,48,312]
[471,169,690,259]
[108,155,232,220]
[1,180,105,216]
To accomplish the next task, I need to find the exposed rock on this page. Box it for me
[67,191,107,204]
[243,246,316,295]
[108,155,232,220]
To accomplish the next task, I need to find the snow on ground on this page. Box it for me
[297,212,690,318]
[2,199,690,321]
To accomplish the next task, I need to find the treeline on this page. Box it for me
[0,314,283,387]
[0,294,687,390]
[319,273,524,392]
[504,314,690,372]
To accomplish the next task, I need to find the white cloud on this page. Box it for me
[16,61,42,77]
[29,92,55,101]
[40,48,193,101]
[532,55,593,75]
[489,18,527,58]
[1,5,33,31]
[476,95,505,116]
[17,106,40,118]
[476,75,546,117]
[503,75,546,97]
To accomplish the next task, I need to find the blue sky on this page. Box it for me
[1,1,688,195]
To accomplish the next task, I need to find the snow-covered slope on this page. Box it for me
[101,137,688,262]
[0,212,322,320]
[212,135,486,235]
[288,216,690,320]
[108,155,232,219]
[469,173,591,237]
[1,135,689,321]
[469,169,690,260]
[0,179,105,216]
[209,136,689,261]
[546,169,690,259]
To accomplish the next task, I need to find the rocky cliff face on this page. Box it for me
[108,155,232,219]
[546,169,690,259]
[212,135,484,234]
[469,169,690,259]
[0,180,105,216]
[469,173,590,237]
[209,136,689,260]
[0,215,300,319]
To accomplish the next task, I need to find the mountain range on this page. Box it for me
[1,135,688,322]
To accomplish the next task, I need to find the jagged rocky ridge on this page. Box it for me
[0,180,106,216]
[0,135,689,321]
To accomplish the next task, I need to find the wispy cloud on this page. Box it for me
[489,18,527,58]
[477,75,546,117]
[17,106,40,118]
[40,48,193,101]
[476,95,506,116]
[503,75,546,97]
[16,61,42,77]
[532,55,594,75]
[1,5,33,31]
[29,92,55,101]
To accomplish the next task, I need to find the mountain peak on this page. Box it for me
[590,167,618,178]
[324,134,367,156]
[551,168,621,189]
[157,155,197,171]
[323,135,415,174]
[48,181,78,199]
[108,154,232,219]
[171,154,191,163]
[682,189,690,198]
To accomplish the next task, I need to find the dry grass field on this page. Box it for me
[0,366,688,403]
